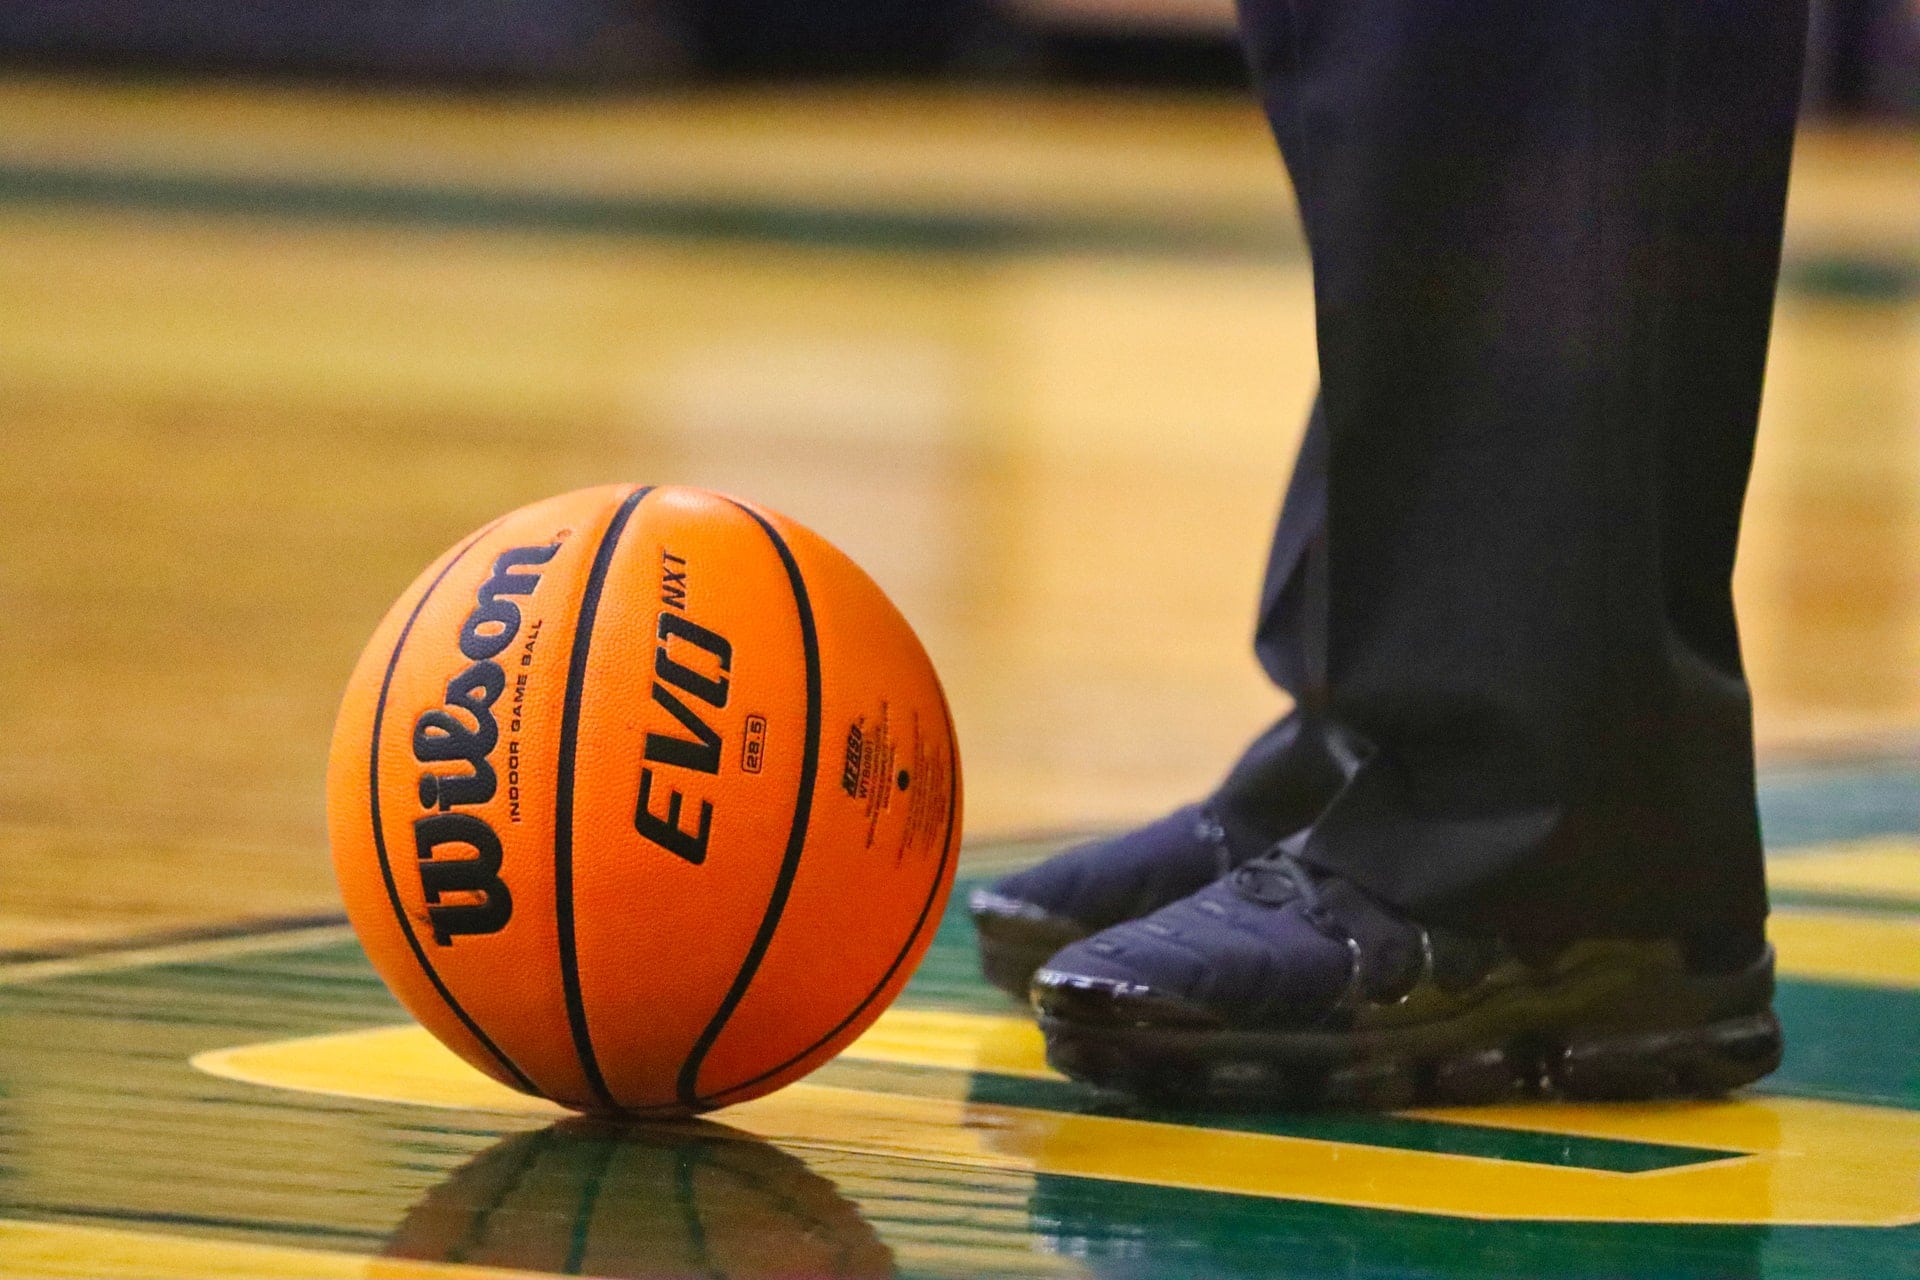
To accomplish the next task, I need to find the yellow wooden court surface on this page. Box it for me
[0,73,1917,1280]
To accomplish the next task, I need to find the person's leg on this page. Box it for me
[970,404,1344,996]
[1265,0,1798,951]
[1251,397,1330,710]
[1032,0,1808,1105]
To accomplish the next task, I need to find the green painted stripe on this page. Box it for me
[0,161,1293,259]
[1011,1173,1920,1280]
[1771,889,1920,917]
[814,1059,1741,1173]
[1760,763,1920,849]
[0,161,1914,302]
[1783,255,1920,304]
[1771,978,1920,1108]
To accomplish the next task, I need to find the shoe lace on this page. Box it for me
[1228,846,1326,915]
[1229,846,1457,1008]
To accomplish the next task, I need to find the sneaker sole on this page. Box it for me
[1036,948,1783,1108]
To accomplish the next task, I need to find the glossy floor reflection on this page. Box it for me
[2,772,1918,1278]
[0,73,1917,1280]
[385,1121,896,1279]
[1,78,1917,954]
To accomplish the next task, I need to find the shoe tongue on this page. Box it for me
[1212,804,1286,867]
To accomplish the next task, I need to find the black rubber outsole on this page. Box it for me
[1038,1008,1784,1109]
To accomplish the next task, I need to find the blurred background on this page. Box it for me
[1,0,1916,954]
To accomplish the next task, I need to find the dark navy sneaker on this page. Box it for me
[971,712,1348,999]
[970,805,1256,999]
[1031,848,1783,1108]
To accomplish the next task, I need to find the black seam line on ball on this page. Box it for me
[554,484,654,1112]
[368,516,541,1096]
[703,692,960,1105]
[676,499,823,1109]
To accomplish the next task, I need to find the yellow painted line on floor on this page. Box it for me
[1768,836,1920,902]
[843,1006,1057,1077]
[194,1014,1920,1227]
[195,1025,570,1118]
[0,1218,550,1280]
[1771,909,1920,987]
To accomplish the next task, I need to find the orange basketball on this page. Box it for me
[326,485,961,1115]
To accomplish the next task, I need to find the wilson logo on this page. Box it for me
[410,543,556,944]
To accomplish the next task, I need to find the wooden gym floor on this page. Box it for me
[0,72,1917,1278]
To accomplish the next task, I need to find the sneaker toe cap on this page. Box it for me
[1030,885,1357,1030]
[1030,956,1225,1029]
[982,805,1226,931]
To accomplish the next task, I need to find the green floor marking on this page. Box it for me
[0,161,1914,298]
[815,1060,1740,1173]
[0,758,1917,1279]
[1770,888,1920,916]
[1761,761,1920,849]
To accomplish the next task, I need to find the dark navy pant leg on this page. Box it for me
[1233,0,1808,947]
[1205,399,1346,851]
[1252,396,1329,707]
